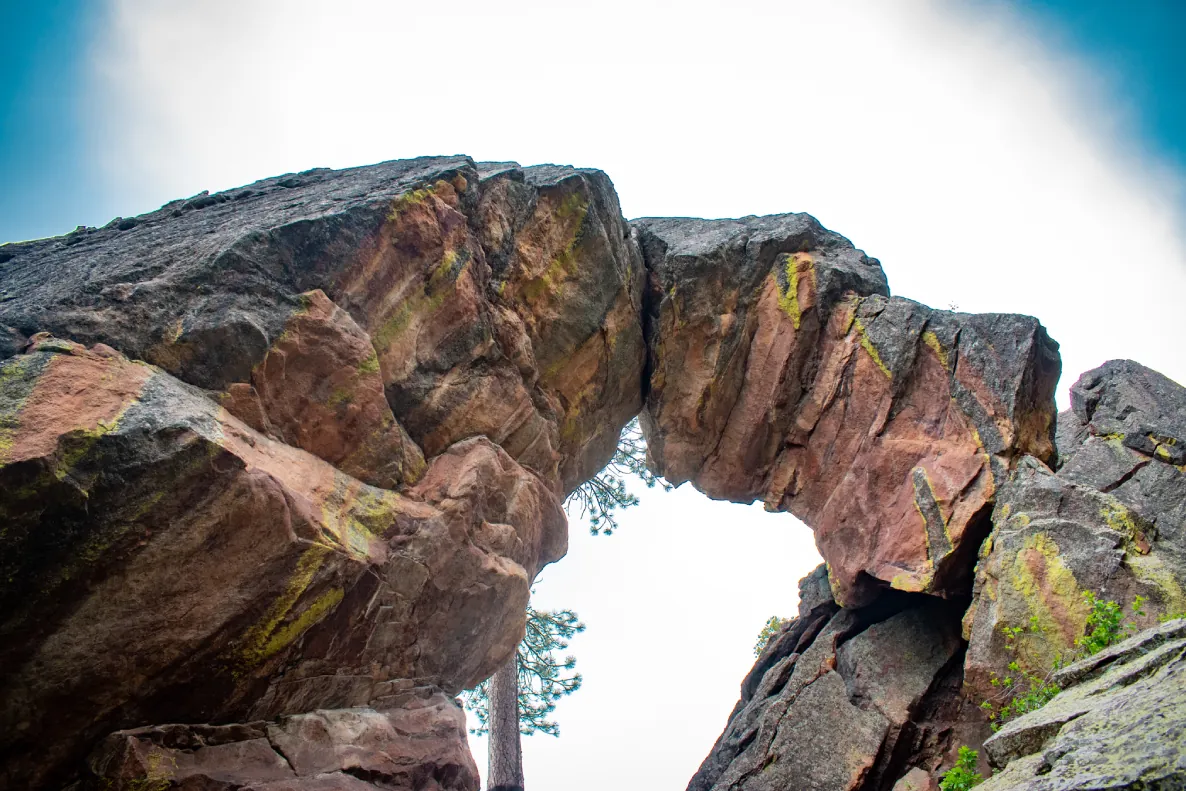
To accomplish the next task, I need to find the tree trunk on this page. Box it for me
[487,654,524,791]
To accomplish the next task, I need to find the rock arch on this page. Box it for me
[1,157,1181,791]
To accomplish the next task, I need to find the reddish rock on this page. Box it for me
[84,687,478,791]
[0,157,645,496]
[0,342,561,789]
[636,215,1060,605]
[239,288,426,489]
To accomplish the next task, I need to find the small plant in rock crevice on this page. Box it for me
[753,616,787,656]
[939,745,983,791]
[979,592,1147,731]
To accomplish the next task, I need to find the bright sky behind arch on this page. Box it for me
[2,1,1185,789]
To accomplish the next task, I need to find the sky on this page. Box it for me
[3,1,1186,789]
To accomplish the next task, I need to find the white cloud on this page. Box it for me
[87,1,1186,787]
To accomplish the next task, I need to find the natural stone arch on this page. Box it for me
[633,214,1059,608]
[6,155,1182,791]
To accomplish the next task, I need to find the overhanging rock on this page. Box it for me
[636,215,1060,605]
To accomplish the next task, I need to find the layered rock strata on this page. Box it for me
[1,156,1181,791]
[84,686,479,791]
[978,619,1186,791]
[0,157,643,789]
[636,215,1060,606]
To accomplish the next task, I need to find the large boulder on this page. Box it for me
[0,156,645,495]
[0,339,563,789]
[963,361,1186,699]
[977,619,1186,791]
[83,685,479,791]
[687,565,980,791]
[636,215,1060,605]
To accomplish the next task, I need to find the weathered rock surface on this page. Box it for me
[6,156,1182,791]
[84,686,478,791]
[977,619,1186,791]
[963,361,1186,698]
[0,339,562,789]
[0,156,645,496]
[636,215,1060,605]
[688,565,980,791]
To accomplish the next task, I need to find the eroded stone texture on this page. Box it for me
[963,361,1186,700]
[976,619,1186,791]
[84,686,479,791]
[687,565,976,791]
[0,341,561,790]
[231,289,426,489]
[0,156,645,495]
[636,215,1060,605]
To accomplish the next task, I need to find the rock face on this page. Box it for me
[1,156,1181,791]
[962,360,1186,699]
[84,686,479,791]
[0,157,645,497]
[977,619,1186,791]
[0,338,562,789]
[687,567,979,791]
[0,157,643,789]
[636,215,1060,606]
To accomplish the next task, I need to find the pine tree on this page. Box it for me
[464,606,585,790]
[563,417,671,536]
[465,418,665,789]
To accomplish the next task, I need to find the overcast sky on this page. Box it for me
[3,1,1186,789]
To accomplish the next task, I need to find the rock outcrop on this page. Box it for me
[687,567,980,791]
[637,215,1060,606]
[0,338,562,789]
[978,619,1186,791]
[0,157,645,497]
[84,686,479,791]
[0,157,641,789]
[962,359,1186,700]
[1,155,1182,791]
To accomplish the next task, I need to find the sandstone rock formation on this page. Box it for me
[1,155,1182,791]
[84,686,478,791]
[1,157,640,789]
[636,215,1060,606]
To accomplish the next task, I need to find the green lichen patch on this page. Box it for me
[386,186,435,224]
[922,329,949,368]
[357,350,381,376]
[521,191,589,306]
[776,253,814,329]
[1099,499,1153,554]
[238,544,334,667]
[1008,531,1089,664]
[372,248,469,352]
[913,466,953,566]
[852,317,892,379]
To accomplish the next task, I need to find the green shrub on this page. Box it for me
[981,595,1148,730]
[939,746,983,791]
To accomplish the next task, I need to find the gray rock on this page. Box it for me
[964,363,1186,703]
[978,620,1186,791]
[687,594,966,791]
